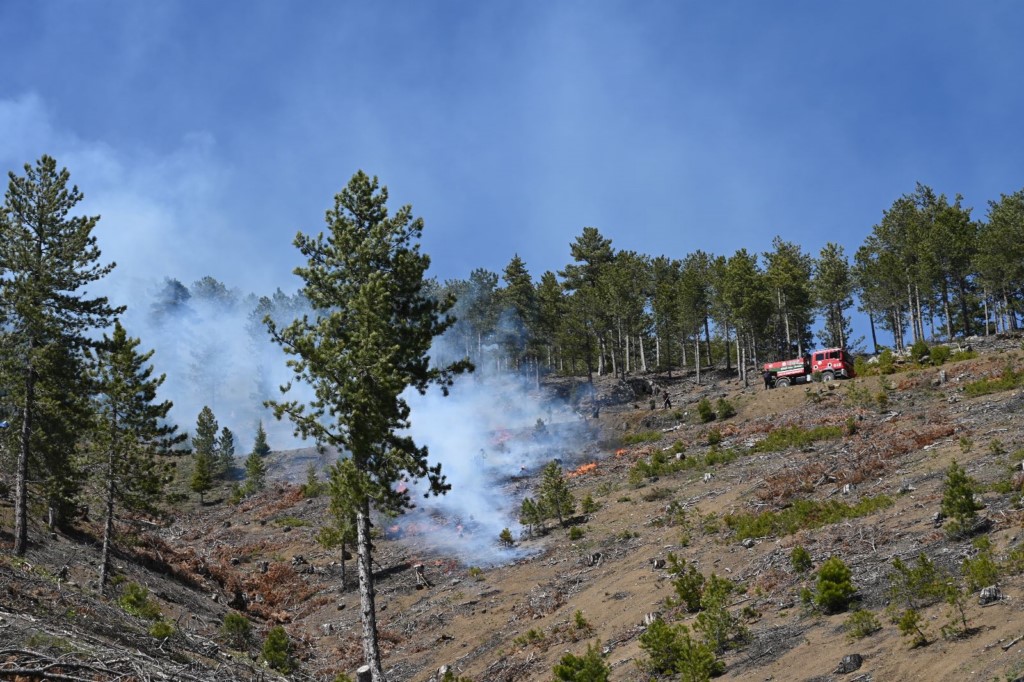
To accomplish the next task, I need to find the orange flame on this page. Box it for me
[567,462,598,478]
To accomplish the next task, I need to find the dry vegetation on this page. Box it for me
[4,335,1024,681]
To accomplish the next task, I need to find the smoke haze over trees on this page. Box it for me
[3,155,1024,566]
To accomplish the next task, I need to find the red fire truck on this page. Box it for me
[763,347,856,387]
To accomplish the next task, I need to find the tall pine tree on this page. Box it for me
[0,156,123,555]
[266,171,471,681]
[90,320,183,591]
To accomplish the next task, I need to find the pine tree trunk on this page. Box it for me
[724,322,732,371]
[906,284,916,344]
[735,334,742,381]
[618,331,626,374]
[869,310,879,354]
[983,291,990,336]
[14,362,35,557]
[780,290,791,351]
[341,540,347,590]
[694,333,700,386]
[1006,289,1019,330]
[942,283,953,342]
[957,278,972,337]
[655,335,660,368]
[99,447,116,593]
[356,503,384,681]
[639,335,647,372]
[915,283,925,341]
[703,317,713,367]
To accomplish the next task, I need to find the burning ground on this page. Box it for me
[4,336,1024,680]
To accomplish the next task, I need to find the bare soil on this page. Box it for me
[3,335,1024,681]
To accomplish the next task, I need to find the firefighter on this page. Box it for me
[763,369,773,390]
[663,390,672,409]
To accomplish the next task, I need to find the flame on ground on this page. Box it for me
[567,462,598,478]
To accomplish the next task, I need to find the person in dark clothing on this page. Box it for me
[763,370,773,390]
[663,390,672,409]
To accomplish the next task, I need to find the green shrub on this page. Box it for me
[694,574,746,653]
[622,430,663,445]
[639,619,722,678]
[950,349,977,362]
[845,416,858,436]
[568,526,585,541]
[930,345,951,366]
[888,554,947,610]
[272,515,310,528]
[897,608,929,647]
[641,486,673,502]
[853,356,873,377]
[119,583,161,620]
[877,349,895,375]
[704,447,737,467]
[706,428,722,446]
[815,556,856,613]
[149,619,175,639]
[790,545,812,573]
[553,641,609,681]
[514,628,545,647]
[910,340,930,364]
[499,528,515,546]
[581,494,600,514]
[697,398,715,423]
[845,609,881,640]
[725,495,894,539]
[573,610,592,632]
[964,363,1024,397]
[962,536,1000,592]
[751,425,843,453]
[639,618,684,675]
[262,626,293,673]
[299,462,326,498]
[221,612,252,648]
[667,553,706,612]
[716,398,736,420]
[941,460,982,537]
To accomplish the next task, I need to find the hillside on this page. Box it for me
[3,335,1024,681]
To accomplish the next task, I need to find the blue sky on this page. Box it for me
[2,2,1023,340]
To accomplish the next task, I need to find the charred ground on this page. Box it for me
[3,336,1024,681]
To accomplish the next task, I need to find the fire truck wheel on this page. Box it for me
[821,371,835,383]
[776,377,790,388]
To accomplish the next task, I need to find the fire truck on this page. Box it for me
[763,347,856,387]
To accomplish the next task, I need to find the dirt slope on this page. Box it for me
[3,335,1024,681]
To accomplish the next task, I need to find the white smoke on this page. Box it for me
[116,278,315,452]
[397,344,598,566]
[113,270,599,566]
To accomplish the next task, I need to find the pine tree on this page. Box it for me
[519,496,543,535]
[243,450,267,495]
[812,243,854,349]
[216,426,235,477]
[553,641,611,681]
[190,449,214,504]
[252,420,271,457]
[0,155,123,555]
[190,405,219,502]
[941,460,982,536]
[266,171,471,681]
[90,320,184,592]
[539,460,576,527]
[193,407,218,454]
